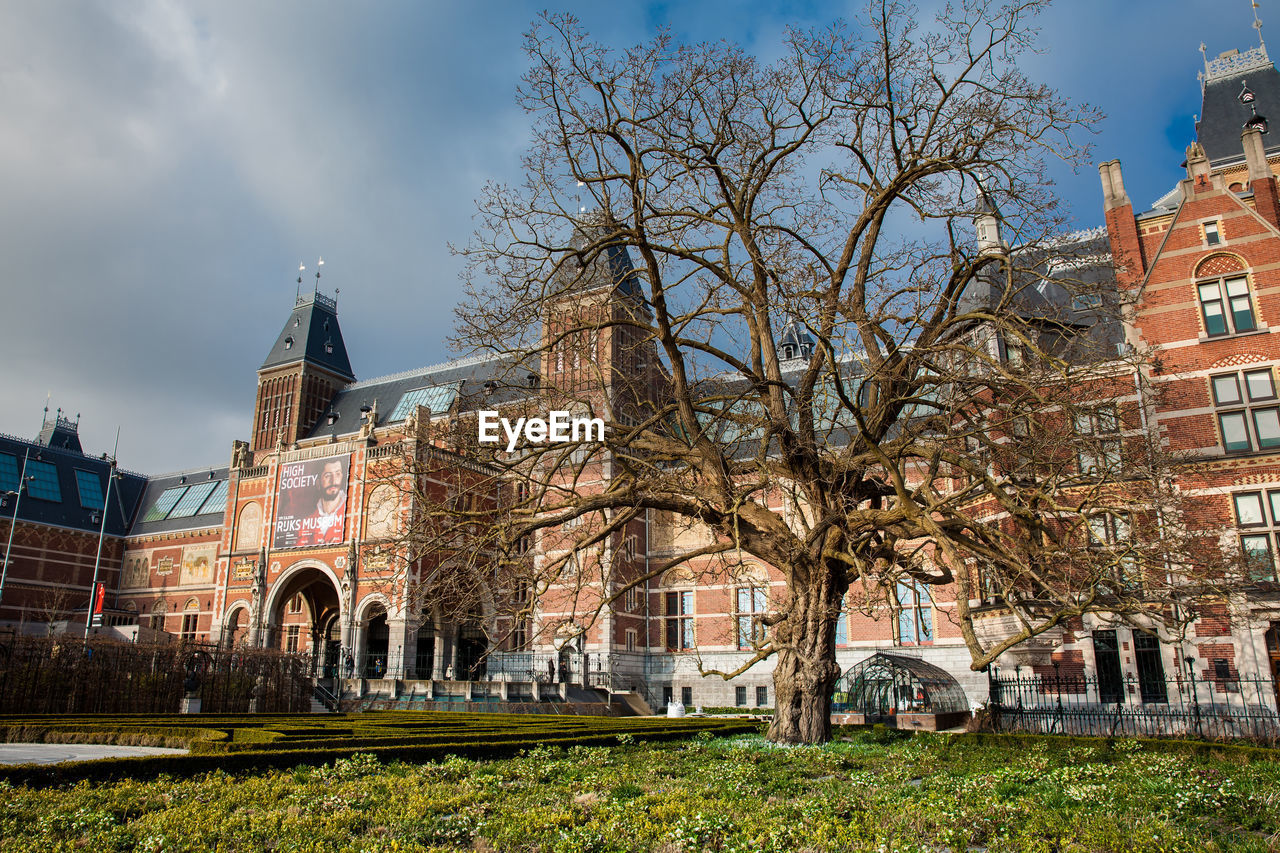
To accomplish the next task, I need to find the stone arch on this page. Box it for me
[222,600,251,647]
[355,594,392,678]
[263,561,345,669]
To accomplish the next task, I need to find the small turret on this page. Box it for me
[973,177,1008,260]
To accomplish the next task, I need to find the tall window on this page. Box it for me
[1092,630,1123,704]
[834,596,848,646]
[735,586,768,649]
[1212,368,1280,452]
[1075,404,1121,474]
[1133,632,1168,704]
[1233,490,1280,581]
[664,590,694,651]
[285,625,300,653]
[150,601,167,632]
[895,581,933,645]
[1086,511,1136,590]
[180,599,199,641]
[1198,275,1257,336]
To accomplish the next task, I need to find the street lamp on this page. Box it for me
[0,448,35,608]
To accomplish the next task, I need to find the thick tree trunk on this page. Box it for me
[766,578,843,745]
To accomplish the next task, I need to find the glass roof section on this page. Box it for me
[74,469,104,510]
[389,385,458,422]
[198,479,229,515]
[167,481,217,519]
[142,486,185,522]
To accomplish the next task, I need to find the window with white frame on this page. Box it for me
[1086,510,1137,590]
[895,581,933,645]
[1075,404,1122,474]
[285,625,300,653]
[1233,490,1280,581]
[625,628,637,652]
[1204,220,1222,246]
[622,535,638,561]
[623,585,640,612]
[1198,275,1257,336]
[1212,368,1280,453]
[735,586,768,649]
[664,590,694,650]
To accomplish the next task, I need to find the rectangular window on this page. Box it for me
[1093,630,1123,704]
[1133,632,1168,704]
[756,685,768,707]
[834,597,848,646]
[181,613,198,642]
[681,686,692,706]
[285,625,299,653]
[1199,276,1257,336]
[1204,221,1221,246]
[1213,368,1280,452]
[664,590,693,651]
[735,685,747,706]
[625,628,637,652]
[24,460,61,502]
[1234,489,1280,581]
[895,581,934,645]
[735,585,768,649]
[1076,404,1122,474]
[73,470,104,510]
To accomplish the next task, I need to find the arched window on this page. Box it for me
[150,600,168,632]
[181,598,200,641]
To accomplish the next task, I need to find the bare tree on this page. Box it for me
[440,1,1238,744]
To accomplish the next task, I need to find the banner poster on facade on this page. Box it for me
[273,454,351,549]
[91,582,106,625]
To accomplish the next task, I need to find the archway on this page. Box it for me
[223,604,250,648]
[264,564,343,676]
[363,603,389,678]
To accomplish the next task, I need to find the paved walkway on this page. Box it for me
[0,743,188,765]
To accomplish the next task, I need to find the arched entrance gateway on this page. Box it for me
[263,564,344,679]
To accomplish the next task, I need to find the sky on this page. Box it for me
[0,0,1265,475]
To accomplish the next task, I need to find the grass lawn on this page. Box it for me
[2,730,1279,852]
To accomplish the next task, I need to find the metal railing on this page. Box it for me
[0,636,312,714]
[988,665,1280,742]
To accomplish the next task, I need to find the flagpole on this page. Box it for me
[85,428,120,647]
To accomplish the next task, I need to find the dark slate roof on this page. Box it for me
[1197,52,1280,164]
[128,466,230,536]
[303,353,534,441]
[0,433,147,537]
[567,221,643,300]
[260,292,355,380]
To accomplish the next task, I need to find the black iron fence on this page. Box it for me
[0,635,312,714]
[988,666,1280,742]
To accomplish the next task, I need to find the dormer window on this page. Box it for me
[326,412,339,426]
[526,372,539,388]
[1204,221,1222,246]
[483,381,498,396]
[283,336,294,350]
[782,345,796,360]
[324,338,334,354]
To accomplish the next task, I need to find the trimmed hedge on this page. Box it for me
[0,711,762,787]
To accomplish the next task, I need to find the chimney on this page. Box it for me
[1099,160,1145,286]
[1243,127,1280,229]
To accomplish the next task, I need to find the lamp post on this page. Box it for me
[0,448,35,608]
[85,455,121,647]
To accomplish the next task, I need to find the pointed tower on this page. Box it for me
[973,177,1008,260]
[251,290,356,453]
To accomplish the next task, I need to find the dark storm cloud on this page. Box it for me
[0,0,1264,472]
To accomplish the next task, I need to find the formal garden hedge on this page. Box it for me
[0,710,761,786]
